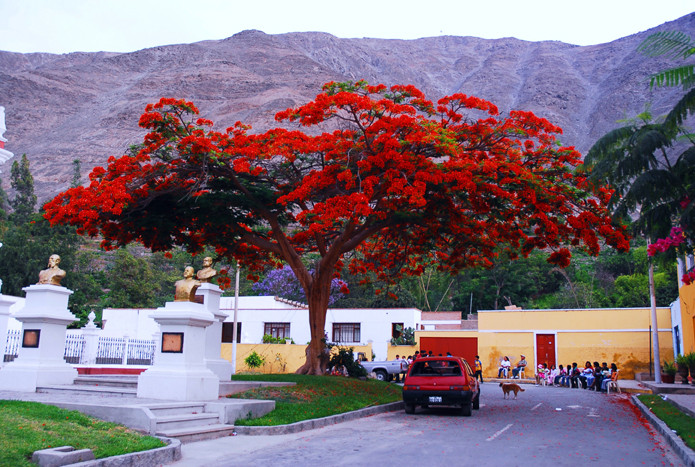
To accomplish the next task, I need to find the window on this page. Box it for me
[332,323,360,343]
[222,322,242,343]
[264,322,290,339]
[392,323,404,339]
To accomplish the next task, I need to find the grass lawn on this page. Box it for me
[229,374,401,426]
[638,395,695,451]
[0,400,166,467]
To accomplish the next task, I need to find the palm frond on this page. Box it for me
[638,31,695,60]
[649,65,695,89]
[664,88,695,128]
[585,126,636,167]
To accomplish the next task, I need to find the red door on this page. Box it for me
[419,337,478,365]
[536,334,556,368]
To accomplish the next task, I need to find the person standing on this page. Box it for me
[474,355,483,383]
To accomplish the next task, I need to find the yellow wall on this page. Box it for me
[221,343,372,374]
[386,345,418,361]
[679,283,695,355]
[476,307,672,379]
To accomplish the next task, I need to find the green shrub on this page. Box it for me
[329,347,367,378]
[389,326,415,345]
[262,334,294,344]
[245,351,266,369]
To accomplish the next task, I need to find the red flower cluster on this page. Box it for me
[683,271,695,286]
[647,227,686,257]
[44,83,630,374]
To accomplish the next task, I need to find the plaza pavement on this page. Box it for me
[1,379,694,466]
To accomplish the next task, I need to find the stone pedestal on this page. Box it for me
[137,301,219,401]
[196,283,233,381]
[0,285,77,391]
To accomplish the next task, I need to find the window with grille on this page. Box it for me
[264,322,290,339]
[332,323,361,343]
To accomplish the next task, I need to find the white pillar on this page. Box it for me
[677,257,685,289]
[81,312,100,365]
[196,283,233,381]
[137,301,219,401]
[0,285,77,391]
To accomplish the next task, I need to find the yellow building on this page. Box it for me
[475,307,673,379]
[675,257,695,356]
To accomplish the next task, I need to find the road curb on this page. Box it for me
[69,437,181,466]
[234,401,404,435]
[631,395,695,467]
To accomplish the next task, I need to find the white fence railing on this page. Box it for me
[3,329,20,362]
[3,329,156,366]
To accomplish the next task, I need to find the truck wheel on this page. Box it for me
[461,402,472,417]
[404,403,416,414]
[473,391,480,410]
[374,370,387,381]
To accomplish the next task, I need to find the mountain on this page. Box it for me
[1,13,694,202]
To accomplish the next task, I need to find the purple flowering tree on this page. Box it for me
[252,268,348,306]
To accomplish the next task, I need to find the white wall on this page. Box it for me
[101,297,423,360]
[101,308,159,338]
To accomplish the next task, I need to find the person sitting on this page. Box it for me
[512,354,527,379]
[536,363,549,385]
[560,364,573,387]
[554,365,565,386]
[588,361,601,390]
[547,365,559,386]
[569,363,581,388]
[600,363,619,392]
[498,356,511,378]
[579,361,593,389]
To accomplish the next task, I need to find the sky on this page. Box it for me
[0,0,693,54]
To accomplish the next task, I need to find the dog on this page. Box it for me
[500,382,525,399]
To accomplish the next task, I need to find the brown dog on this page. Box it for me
[500,382,525,399]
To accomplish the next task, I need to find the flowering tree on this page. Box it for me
[45,81,628,374]
[252,267,347,305]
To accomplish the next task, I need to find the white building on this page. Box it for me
[101,296,422,361]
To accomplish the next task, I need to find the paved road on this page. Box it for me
[171,385,684,467]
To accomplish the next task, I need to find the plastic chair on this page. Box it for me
[606,371,621,394]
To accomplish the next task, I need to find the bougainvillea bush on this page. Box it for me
[45,81,629,374]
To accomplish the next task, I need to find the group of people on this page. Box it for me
[534,361,619,391]
[497,354,527,379]
[392,350,442,382]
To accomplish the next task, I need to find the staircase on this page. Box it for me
[38,375,138,396]
[146,402,237,443]
[36,375,257,442]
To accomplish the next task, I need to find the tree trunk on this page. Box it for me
[295,275,331,375]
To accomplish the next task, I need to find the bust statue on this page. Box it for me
[37,254,66,286]
[174,266,201,302]
[196,256,217,283]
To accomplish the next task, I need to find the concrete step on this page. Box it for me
[37,385,137,397]
[74,376,138,388]
[154,413,221,431]
[146,402,208,416]
[156,423,237,443]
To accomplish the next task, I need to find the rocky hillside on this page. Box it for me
[1,13,694,202]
